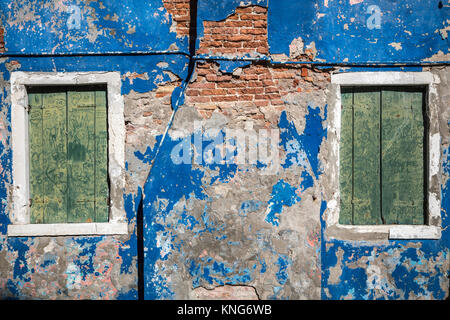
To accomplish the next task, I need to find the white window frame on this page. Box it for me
[326,71,442,241]
[8,72,127,236]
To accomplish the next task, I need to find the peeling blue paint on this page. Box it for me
[239,200,264,216]
[7,238,31,281]
[275,255,290,285]
[217,60,252,74]
[268,0,450,62]
[1,0,189,55]
[279,105,327,178]
[189,256,253,288]
[0,0,448,301]
[265,180,300,226]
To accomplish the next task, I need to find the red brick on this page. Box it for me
[264,87,279,94]
[253,100,269,107]
[271,99,285,106]
[240,14,266,20]
[202,89,228,95]
[186,89,200,96]
[240,74,259,80]
[235,7,254,14]
[240,28,266,35]
[252,6,267,13]
[189,82,216,89]
[239,88,264,95]
[223,41,242,48]
[262,80,275,86]
[211,48,237,54]
[188,96,211,103]
[225,21,252,27]
[228,35,253,42]
[253,35,267,41]
[273,72,295,79]
[196,48,209,54]
[268,93,282,100]
[301,67,309,77]
[196,68,215,76]
[212,27,238,34]
[216,82,239,88]
[236,94,254,101]
[246,80,263,87]
[206,74,232,82]
[253,20,267,27]
[174,15,190,22]
[207,41,224,47]
[254,94,271,100]
[175,2,189,8]
[211,95,238,102]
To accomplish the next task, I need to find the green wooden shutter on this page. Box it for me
[352,90,382,225]
[29,93,45,224]
[339,87,425,226]
[67,91,96,223]
[94,91,109,222]
[381,89,425,225]
[38,92,68,223]
[339,90,354,224]
[29,88,109,224]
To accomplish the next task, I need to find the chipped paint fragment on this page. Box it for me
[389,42,403,51]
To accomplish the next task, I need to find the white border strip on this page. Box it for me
[7,222,128,237]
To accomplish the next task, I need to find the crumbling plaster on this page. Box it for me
[0,0,448,300]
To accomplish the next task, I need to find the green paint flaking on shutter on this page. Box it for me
[68,91,96,223]
[352,90,382,225]
[339,87,426,226]
[381,89,425,225]
[29,93,44,224]
[94,91,109,222]
[28,88,109,224]
[42,92,68,223]
[339,90,354,224]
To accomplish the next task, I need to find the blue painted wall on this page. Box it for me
[0,0,448,299]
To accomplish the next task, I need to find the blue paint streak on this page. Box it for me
[275,255,290,285]
[239,200,264,216]
[300,170,314,191]
[217,60,252,73]
[265,180,300,226]
[279,106,327,178]
[188,257,253,288]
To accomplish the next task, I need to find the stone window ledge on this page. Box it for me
[7,222,128,237]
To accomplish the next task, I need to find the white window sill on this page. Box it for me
[7,222,128,237]
[326,224,441,241]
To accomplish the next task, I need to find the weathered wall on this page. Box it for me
[0,0,448,300]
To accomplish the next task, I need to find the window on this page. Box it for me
[27,86,109,224]
[8,72,127,236]
[326,72,442,240]
[339,86,426,226]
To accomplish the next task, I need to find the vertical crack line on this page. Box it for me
[139,0,199,300]
[189,0,198,61]
[137,194,144,300]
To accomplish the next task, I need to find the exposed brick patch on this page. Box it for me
[186,61,330,125]
[0,26,4,53]
[162,0,191,37]
[197,6,268,57]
